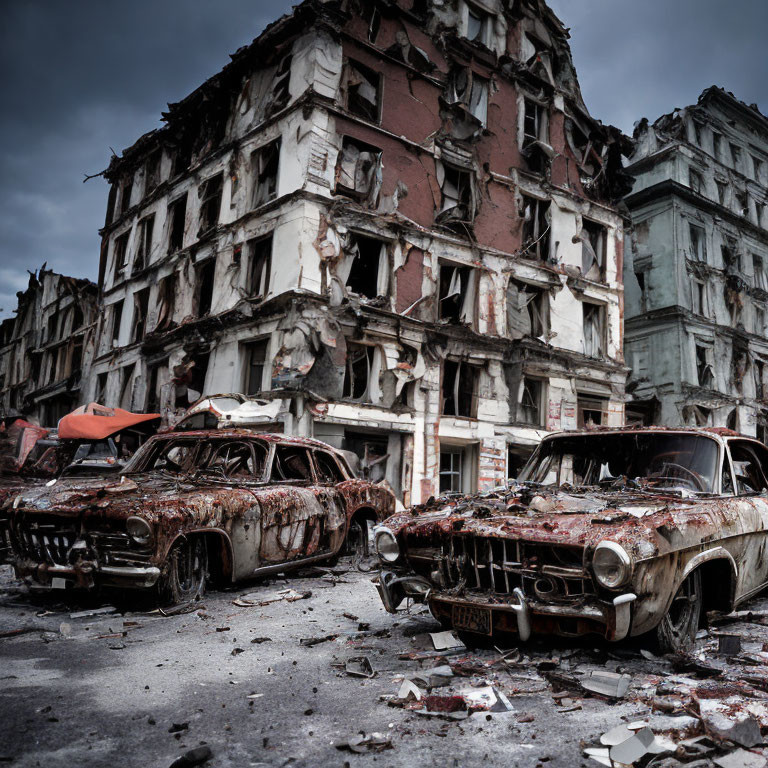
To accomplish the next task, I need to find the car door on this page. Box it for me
[725,439,768,599]
[311,449,350,554]
[258,444,330,565]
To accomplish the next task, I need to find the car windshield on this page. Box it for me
[124,437,268,480]
[518,432,720,494]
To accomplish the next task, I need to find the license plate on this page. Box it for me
[51,577,68,590]
[452,604,491,635]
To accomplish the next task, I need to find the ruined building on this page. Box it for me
[88,0,632,504]
[625,87,768,437]
[0,269,99,425]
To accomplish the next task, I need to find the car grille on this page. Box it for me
[440,534,595,602]
[11,521,78,566]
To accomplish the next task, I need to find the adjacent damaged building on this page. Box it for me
[625,87,768,437]
[0,269,99,425]
[89,0,631,505]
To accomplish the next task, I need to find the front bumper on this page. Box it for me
[13,559,161,590]
[377,568,636,642]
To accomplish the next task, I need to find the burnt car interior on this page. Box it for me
[519,433,722,493]
[314,451,345,484]
[727,439,768,494]
[272,446,313,482]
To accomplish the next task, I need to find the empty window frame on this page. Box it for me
[522,97,549,150]
[270,55,292,115]
[695,343,715,388]
[247,236,272,299]
[132,288,150,342]
[342,234,389,300]
[518,377,543,426]
[145,150,162,196]
[344,59,381,123]
[113,232,130,282]
[120,176,133,215]
[134,214,155,272]
[691,279,707,316]
[712,131,723,160]
[436,161,476,226]
[198,173,223,237]
[251,139,281,208]
[447,67,488,125]
[757,203,766,229]
[754,253,767,291]
[730,143,742,169]
[582,302,605,357]
[689,167,704,195]
[155,274,176,332]
[442,359,479,418]
[438,262,476,324]
[343,343,381,403]
[755,359,767,400]
[753,155,763,182]
[464,2,493,46]
[167,193,188,253]
[145,360,168,413]
[119,364,135,410]
[520,194,550,261]
[577,395,608,428]
[756,305,766,336]
[110,300,123,345]
[691,120,703,146]
[244,339,269,396]
[715,179,728,206]
[507,279,548,339]
[689,223,706,261]
[335,136,382,205]
[580,219,607,280]
[722,241,741,273]
[95,372,108,404]
[196,258,216,317]
[736,190,750,218]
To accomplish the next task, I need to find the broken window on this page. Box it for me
[447,67,488,125]
[436,161,476,229]
[335,136,382,205]
[146,360,168,413]
[712,131,722,160]
[689,223,706,261]
[730,142,742,170]
[577,395,608,428]
[756,305,766,336]
[518,377,543,426]
[754,254,767,291]
[695,343,715,388]
[344,59,380,123]
[520,195,550,261]
[579,219,607,281]
[243,339,269,396]
[111,300,123,346]
[247,236,272,299]
[464,2,493,46]
[119,364,135,410]
[251,139,281,208]
[442,360,479,418]
[691,280,707,316]
[168,193,187,253]
[716,179,727,206]
[134,214,154,272]
[343,343,380,403]
[155,274,176,332]
[132,288,150,342]
[757,203,766,228]
[736,190,750,218]
[583,303,605,357]
[438,262,476,324]
[692,120,703,146]
[196,258,216,317]
[507,279,548,339]
[722,241,740,273]
[689,167,704,195]
[522,97,550,168]
[198,173,223,237]
[364,3,381,43]
[268,54,292,116]
[755,359,767,400]
[113,232,130,282]
[272,446,313,482]
[95,372,108,404]
[635,270,648,312]
[145,149,161,196]
[46,313,57,343]
[342,234,389,300]
[105,185,117,226]
[753,155,763,181]
[120,176,133,215]
[174,352,209,408]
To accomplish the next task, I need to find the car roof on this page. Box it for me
[542,426,767,447]
[149,428,342,453]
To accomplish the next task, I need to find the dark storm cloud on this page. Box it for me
[1,1,767,319]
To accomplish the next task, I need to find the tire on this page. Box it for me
[655,569,702,654]
[158,536,208,605]
[345,516,375,572]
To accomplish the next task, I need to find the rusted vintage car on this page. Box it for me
[375,428,768,652]
[0,431,395,602]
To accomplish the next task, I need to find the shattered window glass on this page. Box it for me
[579,220,606,281]
[335,137,382,205]
[343,343,374,401]
[507,279,548,339]
[345,60,380,122]
[439,263,476,324]
[437,161,476,230]
[198,173,223,237]
[520,195,550,261]
[251,139,281,208]
[728,441,768,495]
[272,446,313,482]
[464,3,492,46]
[314,451,345,484]
[520,432,721,494]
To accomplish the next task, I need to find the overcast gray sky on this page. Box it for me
[1,0,766,320]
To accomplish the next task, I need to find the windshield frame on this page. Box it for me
[518,430,724,495]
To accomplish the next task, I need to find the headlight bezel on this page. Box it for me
[374,526,401,564]
[126,516,154,547]
[592,540,632,590]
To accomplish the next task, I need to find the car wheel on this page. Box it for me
[655,569,702,654]
[159,536,208,605]
[346,517,375,572]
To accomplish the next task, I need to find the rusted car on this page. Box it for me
[375,428,768,652]
[0,431,395,602]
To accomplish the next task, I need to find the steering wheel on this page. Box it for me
[647,462,705,492]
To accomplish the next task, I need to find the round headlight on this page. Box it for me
[126,516,154,546]
[374,527,400,563]
[593,541,632,589]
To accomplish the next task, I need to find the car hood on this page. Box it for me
[384,486,724,558]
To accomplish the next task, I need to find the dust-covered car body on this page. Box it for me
[375,428,768,650]
[0,430,395,599]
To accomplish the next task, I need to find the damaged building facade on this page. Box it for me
[87,0,630,505]
[625,87,768,437]
[0,269,99,425]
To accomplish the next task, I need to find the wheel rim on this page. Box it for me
[662,571,700,648]
[175,539,204,595]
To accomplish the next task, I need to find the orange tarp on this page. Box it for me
[58,404,161,441]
